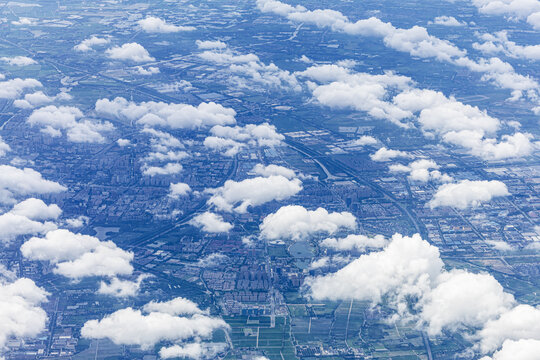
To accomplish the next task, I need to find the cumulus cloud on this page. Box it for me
[190,212,233,233]
[196,40,227,49]
[471,0,540,29]
[198,45,301,91]
[74,36,110,52]
[370,147,412,162]
[0,212,56,242]
[27,105,114,143]
[106,43,155,62]
[0,137,10,157]
[14,90,71,109]
[321,234,387,251]
[260,205,356,240]
[389,159,453,183]
[95,97,236,129]
[169,182,192,198]
[0,56,37,66]
[21,229,134,279]
[480,339,540,360]
[429,180,510,209]
[10,198,61,221]
[0,78,41,99]
[0,277,49,350]
[429,16,466,26]
[81,298,228,359]
[349,135,378,146]
[474,31,540,61]
[251,164,297,179]
[142,163,183,176]
[0,165,66,204]
[305,232,538,356]
[204,123,284,156]
[207,173,302,213]
[98,275,149,298]
[138,16,195,33]
[260,0,540,102]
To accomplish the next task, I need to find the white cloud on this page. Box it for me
[349,135,377,146]
[117,138,131,147]
[0,56,37,66]
[198,46,301,91]
[138,16,195,33]
[429,180,510,209]
[443,131,535,160]
[106,43,155,62]
[0,78,41,99]
[12,17,36,26]
[81,298,228,357]
[169,182,192,198]
[21,229,134,279]
[321,234,387,251]
[0,212,56,242]
[0,277,49,350]
[260,0,540,102]
[251,164,297,179]
[74,36,110,52]
[28,105,114,143]
[0,165,66,204]
[95,97,236,129]
[478,304,540,353]
[160,342,226,360]
[480,339,540,360]
[133,66,160,75]
[485,240,515,251]
[0,137,10,157]
[207,174,302,213]
[471,0,540,29]
[204,123,284,156]
[260,205,356,240]
[98,275,149,298]
[389,159,453,183]
[190,212,233,233]
[474,31,540,61]
[429,16,466,26]
[196,40,227,49]
[370,147,412,162]
[142,163,183,176]
[10,198,61,221]
[14,90,71,109]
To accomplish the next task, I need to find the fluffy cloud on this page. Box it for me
[142,163,183,176]
[74,36,110,52]
[27,105,114,143]
[321,234,387,251]
[260,205,356,240]
[429,180,510,209]
[0,137,10,157]
[21,229,134,279]
[474,31,540,60]
[207,173,302,213]
[0,277,49,350]
[138,16,195,33]
[81,298,228,359]
[0,212,56,242]
[0,78,41,99]
[260,0,540,101]
[159,343,226,359]
[305,232,538,356]
[251,164,297,179]
[198,45,301,91]
[98,275,149,298]
[0,165,66,204]
[95,97,236,129]
[190,212,233,233]
[471,0,540,29]
[480,339,540,360]
[349,135,377,146]
[106,43,155,62]
[0,56,37,66]
[204,123,284,156]
[169,182,192,198]
[196,40,227,49]
[429,16,466,26]
[10,198,61,220]
[14,90,72,109]
[390,159,453,183]
[370,147,412,162]
[477,304,540,353]
[306,234,443,303]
